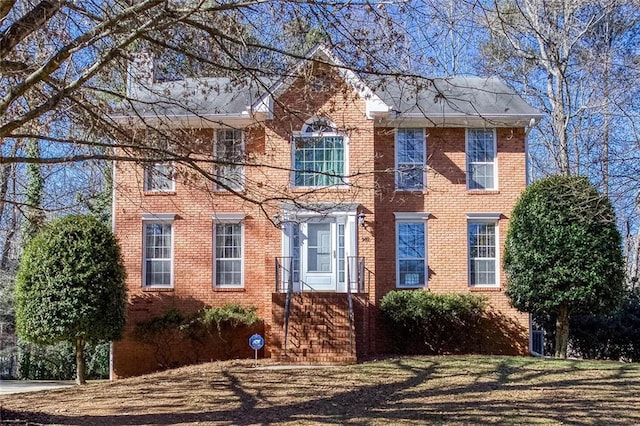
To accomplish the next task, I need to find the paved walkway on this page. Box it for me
[0,380,74,395]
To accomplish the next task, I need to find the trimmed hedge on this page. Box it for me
[380,290,487,354]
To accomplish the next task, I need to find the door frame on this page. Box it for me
[280,205,359,293]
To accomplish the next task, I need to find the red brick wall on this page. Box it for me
[113,66,529,376]
[369,127,529,355]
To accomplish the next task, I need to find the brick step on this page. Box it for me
[273,353,356,364]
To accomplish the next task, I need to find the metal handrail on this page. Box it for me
[275,256,365,293]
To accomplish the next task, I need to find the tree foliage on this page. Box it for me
[504,175,625,358]
[15,214,126,383]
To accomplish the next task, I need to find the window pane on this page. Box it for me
[399,259,425,286]
[144,222,172,287]
[467,129,495,190]
[396,129,425,190]
[216,129,244,191]
[145,163,174,191]
[307,223,332,272]
[469,222,497,286]
[397,222,426,287]
[294,135,345,187]
[215,223,243,286]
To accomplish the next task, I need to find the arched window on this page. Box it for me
[293,118,346,187]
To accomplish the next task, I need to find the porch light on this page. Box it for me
[358,211,366,227]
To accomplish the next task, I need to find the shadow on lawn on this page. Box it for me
[3,358,640,425]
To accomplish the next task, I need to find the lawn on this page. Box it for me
[2,355,640,425]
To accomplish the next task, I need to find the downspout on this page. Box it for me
[110,160,117,380]
[524,117,544,356]
[524,117,536,186]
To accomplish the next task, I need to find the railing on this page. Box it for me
[347,256,365,293]
[274,256,365,293]
[275,257,296,293]
[275,256,365,355]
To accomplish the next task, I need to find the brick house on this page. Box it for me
[112,46,542,377]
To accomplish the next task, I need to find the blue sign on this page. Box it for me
[249,334,264,350]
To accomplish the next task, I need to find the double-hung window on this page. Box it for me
[293,119,346,187]
[144,163,175,192]
[215,129,244,191]
[395,212,429,288]
[213,214,245,287]
[467,214,500,287]
[142,216,174,287]
[396,128,426,190]
[466,128,497,190]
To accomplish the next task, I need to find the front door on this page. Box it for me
[300,221,337,291]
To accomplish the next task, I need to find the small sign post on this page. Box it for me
[248,334,264,367]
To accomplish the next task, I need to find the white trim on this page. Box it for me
[466,128,498,191]
[395,216,429,288]
[212,213,246,222]
[142,213,176,221]
[394,212,430,220]
[395,128,426,191]
[376,113,543,128]
[467,218,500,288]
[212,216,245,288]
[465,212,502,220]
[141,218,175,288]
[110,161,117,382]
[300,116,338,134]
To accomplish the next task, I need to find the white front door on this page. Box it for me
[281,211,357,293]
[300,221,337,291]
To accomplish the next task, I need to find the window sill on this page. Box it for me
[395,188,428,194]
[291,185,350,191]
[141,286,174,292]
[469,286,502,292]
[213,287,246,292]
[396,285,427,289]
[143,191,177,196]
[467,190,500,195]
[213,189,246,195]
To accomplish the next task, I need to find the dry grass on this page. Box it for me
[2,355,640,425]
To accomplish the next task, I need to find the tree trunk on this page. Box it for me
[555,304,570,359]
[75,338,86,385]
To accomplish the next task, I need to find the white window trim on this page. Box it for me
[467,215,500,288]
[214,129,245,191]
[395,128,426,191]
[395,212,429,288]
[142,216,175,288]
[212,214,245,288]
[291,118,349,189]
[144,162,175,192]
[466,128,498,191]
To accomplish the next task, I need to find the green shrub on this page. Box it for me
[380,290,487,354]
[570,289,640,362]
[134,304,261,369]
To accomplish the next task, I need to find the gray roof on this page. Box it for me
[122,77,273,117]
[370,76,540,120]
[120,71,540,125]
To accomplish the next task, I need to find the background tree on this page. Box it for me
[15,214,126,384]
[504,175,625,358]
